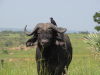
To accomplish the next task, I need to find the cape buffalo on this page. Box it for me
[24,23,72,75]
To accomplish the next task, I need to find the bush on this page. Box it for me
[84,33,100,52]
[84,33,100,60]
[2,49,9,54]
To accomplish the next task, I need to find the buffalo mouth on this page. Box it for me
[41,44,49,48]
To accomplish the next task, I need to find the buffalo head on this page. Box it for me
[24,23,66,47]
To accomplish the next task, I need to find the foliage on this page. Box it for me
[95,26,100,31]
[79,31,89,34]
[93,11,100,24]
[84,33,100,52]
[93,11,100,31]
[1,49,9,54]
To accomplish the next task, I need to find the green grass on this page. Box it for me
[0,61,37,75]
[0,49,35,59]
[69,34,100,75]
[0,34,100,75]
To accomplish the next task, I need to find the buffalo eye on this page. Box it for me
[37,29,43,34]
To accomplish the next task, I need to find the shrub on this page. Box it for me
[84,33,100,52]
[2,49,9,54]
[84,33,100,60]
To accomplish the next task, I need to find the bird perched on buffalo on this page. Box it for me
[50,17,57,26]
[50,17,67,46]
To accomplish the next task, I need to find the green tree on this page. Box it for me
[93,11,100,31]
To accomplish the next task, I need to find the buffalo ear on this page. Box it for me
[55,33,65,46]
[26,35,37,47]
[55,27,66,41]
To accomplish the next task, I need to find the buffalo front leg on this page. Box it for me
[54,65,65,75]
[54,65,68,75]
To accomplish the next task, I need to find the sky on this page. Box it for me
[0,0,100,32]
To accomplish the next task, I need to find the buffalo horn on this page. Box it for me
[24,25,39,36]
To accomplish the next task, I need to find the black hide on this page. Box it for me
[36,34,72,75]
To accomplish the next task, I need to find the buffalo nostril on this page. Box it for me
[41,40,48,45]
[41,41,45,44]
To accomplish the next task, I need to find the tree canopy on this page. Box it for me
[93,11,100,24]
[93,11,100,31]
